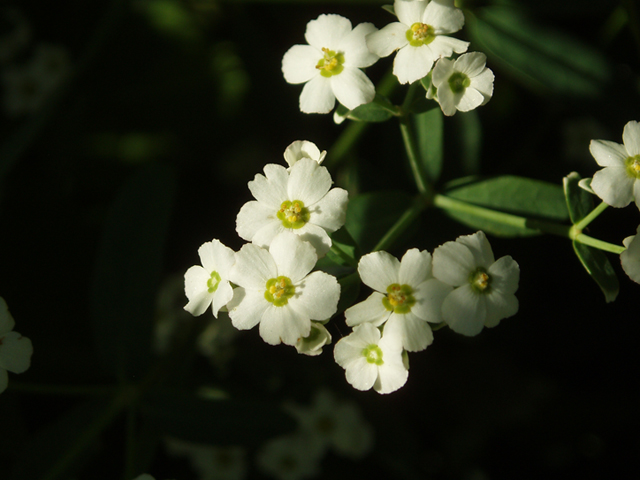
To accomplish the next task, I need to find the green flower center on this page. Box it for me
[448,72,471,94]
[406,22,436,47]
[316,47,345,78]
[207,271,221,293]
[362,344,384,365]
[469,267,491,293]
[625,155,640,179]
[265,276,295,306]
[277,200,310,229]
[382,283,416,314]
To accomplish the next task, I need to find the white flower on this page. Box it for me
[227,232,340,346]
[132,476,155,480]
[621,225,640,284]
[590,120,640,210]
[366,0,469,85]
[282,14,379,114]
[345,249,452,352]
[236,158,348,257]
[431,231,519,336]
[431,52,494,116]
[0,297,33,394]
[256,432,323,480]
[334,323,408,394]
[294,321,332,356]
[284,389,374,459]
[184,239,235,318]
[283,140,326,169]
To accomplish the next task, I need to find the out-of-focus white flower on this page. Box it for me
[431,231,519,336]
[256,432,323,480]
[227,232,340,346]
[345,249,451,352]
[165,437,247,480]
[282,14,379,114]
[184,239,235,318]
[2,42,71,117]
[590,120,640,210]
[283,140,326,169]
[294,321,332,356]
[430,52,494,116]
[0,297,33,394]
[284,389,374,459]
[132,475,155,480]
[334,323,408,394]
[366,0,468,85]
[236,158,348,257]
[0,8,31,64]
[621,225,640,284]
[197,312,239,371]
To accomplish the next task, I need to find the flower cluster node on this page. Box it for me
[362,344,384,365]
[626,155,640,178]
[207,271,221,293]
[265,276,295,306]
[470,268,491,292]
[277,200,309,228]
[408,22,434,45]
[383,284,415,313]
[316,48,345,77]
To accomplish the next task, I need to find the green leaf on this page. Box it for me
[443,175,569,237]
[90,164,175,380]
[412,107,443,183]
[141,391,295,446]
[345,190,414,252]
[335,94,398,123]
[466,7,610,97]
[381,4,395,16]
[450,109,482,177]
[572,241,619,303]
[563,171,593,224]
[328,227,360,264]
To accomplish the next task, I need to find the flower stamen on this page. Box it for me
[265,276,295,306]
[382,283,416,313]
[316,47,345,78]
[406,22,436,46]
[277,200,310,229]
[362,344,384,365]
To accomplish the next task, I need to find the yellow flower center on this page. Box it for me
[406,22,436,46]
[316,47,345,78]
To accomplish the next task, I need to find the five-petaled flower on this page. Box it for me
[282,14,379,114]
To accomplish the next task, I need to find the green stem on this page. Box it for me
[574,201,608,231]
[372,195,429,252]
[574,233,625,254]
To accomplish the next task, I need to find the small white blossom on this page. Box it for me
[256,432,323,480]
[431,231,519,336]
[294,321,332,356]
[334,323,408,394]
[590,120,640,210]
[345,249,452,352]
[184,239,235,318]
[366,0,469,85]
[0,297,33,394]
[430,52,494,116]
[283,140,326,169]
[621,225,640,284]
[282,14,379,114]
[236,158,348,257]
[227,232,340,346]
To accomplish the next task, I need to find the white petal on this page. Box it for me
[435,80,456,116]
[383,312,433,352]
[471,68,494,103]
[339,22,379,68]
[184,265,213,316]
[269,232,317,282]
[287,158,332,206]
[427,35,469,58]
[622,120,640,156]
[211,281,234,318]
[412,278,453,323]
[0,298,15,335]
[396,0,428,26]
[456,231,495,267]
[431,56,454,87]
[454,52,487,77]
[393,45,434,84]
[589,140,628,167]
[621,233,640,283]
[198,239,235,277]
[424,0,465,34]
[432,240,476,285]
[259,305,309,346]
[344,292,390,327]
[345,357,378,391]
[366,23,409,58]
[282,45,322,84]
[236,201,279,244]
[442,285,486,336]
[358,251,401,292]
[289,271,340,320]
[398,248,432,286]
[248,164,289,208]
[484,292,518,328]
[308,188,348,233]
[296,223,332,257]
[305,14,352,51]
[455,87,485,112]
[330,67,375,110]
[0,332,33,373]
[591,167,635,207]
[283,140,324,167]
[635,180,640,208]
[227,288,268,330]
[299,75,335,114]
[487,256,520,295]
[229,243,277,289]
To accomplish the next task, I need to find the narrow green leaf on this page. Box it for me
[381,4,395,16]
[335,94,397,123]
[572,241,619,303]
[90,164,175,380]
[329,227,360,262]
[451,109,482,177]
[563,171,593,224]
[412,107,443,183]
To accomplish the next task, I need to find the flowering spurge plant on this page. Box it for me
[227,232,340,346]
[236,157,348,257]
[282,14,379,114]
[0,296,33,393]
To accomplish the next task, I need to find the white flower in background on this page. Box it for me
[432,231,519,336]
[282,14,379,114]
[621,225,640,284]
[294,321,332,356]
[283,140,326,169]
[284,389,374,459]
[2,42,71,117]
[197,312,240,371]
[345,249,452,352]
[0,297,33,394]
[366,0,469,85]
[236,158,348,257]
[184,239,235,318]
[132,475,155,480]
[165,438,247,480]
[257,432,323,480]
[334,323,408,394]
[227,232,340,346]
[430,52,494,116]
[0,8,31,64]
[590,120,640,210]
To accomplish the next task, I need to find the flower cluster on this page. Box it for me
[281,0,494,117]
